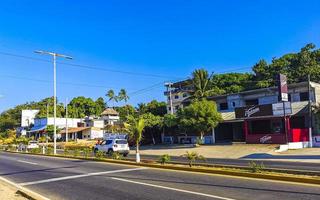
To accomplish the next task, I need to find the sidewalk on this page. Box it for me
[132,143,320,163]
[0,180,27,200]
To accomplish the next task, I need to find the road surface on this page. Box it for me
[1,151,320,200]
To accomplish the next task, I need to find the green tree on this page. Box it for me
[191,68,216,99]
[124,116,145,163]
[140,113,163,144]
[178,99,222,140]
[118,89,129,103]
[95,97,106,116]
[115,105,136,122]
[106,89,118,107]
[68,97,96,118]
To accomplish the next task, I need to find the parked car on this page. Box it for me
[27,140,39,150]
[94,139,129,156]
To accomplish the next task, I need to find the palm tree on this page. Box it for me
[106,89,118,107]
[191,68,215,99]
[124,116,145,163]
[118,89,129,103]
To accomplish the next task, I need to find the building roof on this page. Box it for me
[59,127,90,134]
[101,108,119,116]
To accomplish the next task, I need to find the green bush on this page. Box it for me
[95,150,104,160]
[82,147,92,158]
[73,149,80,157]
[182,151,206,167]
[63,148,70,156]
[30,148,41,154]
[159,154,171,165]
[111,152,123,160]
[248,161,265,173]
[46,147,53,155]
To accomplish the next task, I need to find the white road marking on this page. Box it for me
[0,176,50,200]
[17,160,38,165]
[19,167,147,186]
[112,177,237,200]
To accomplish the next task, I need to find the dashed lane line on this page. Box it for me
[112,177,237,200]
[19,167,147,186]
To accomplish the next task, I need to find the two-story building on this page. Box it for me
[164,80,320,145]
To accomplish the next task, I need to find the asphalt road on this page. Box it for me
[1,152,320,200]
[127,154,320,172]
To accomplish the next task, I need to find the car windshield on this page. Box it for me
[115,140,127,144]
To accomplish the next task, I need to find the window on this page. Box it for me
[106,140,113,145]
[245,99,259,106]
[232,102,236,107]
[299,92,309,101]
[288,94,291,102]
[219,102,228,110]
[174,95,179,99]
[116,140,128,144]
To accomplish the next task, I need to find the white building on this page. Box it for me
[21,110,40,127]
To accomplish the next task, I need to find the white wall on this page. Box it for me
[21,110,40,127]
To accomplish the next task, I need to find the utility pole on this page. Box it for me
[165,82,174,114]
[65,98,69,143]
[308,75,313,148]
[35,50,72,155]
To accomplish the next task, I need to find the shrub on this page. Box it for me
[73,149,80,157]
[159,154,171,165]
[82,147,92,158]
[46,147,53,155]
[111,152,123,160]
[248,161,265,173]
[63,148,70,156]
[95,150,104,160]
[182,151,205,167]
[30,148,41,154]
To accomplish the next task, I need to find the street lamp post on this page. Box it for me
[34,50,72,155]
[165,82,174,114]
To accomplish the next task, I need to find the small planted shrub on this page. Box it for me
[111,152,123,160]
[95,150,104,160]
[248,161,265,173]
[159,154,171,165]
[46,147,53,155]
[63,148,70,156]
[30,148,41,154]
[73,149,80,157]
[83,147,92,158]
[182,151,206,167]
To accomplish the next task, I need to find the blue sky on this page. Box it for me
[0,0,319,112]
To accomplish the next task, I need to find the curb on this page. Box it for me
[3,151,320,186]
[0,176,49,200]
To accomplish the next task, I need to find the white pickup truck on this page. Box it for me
[93,139,130,156]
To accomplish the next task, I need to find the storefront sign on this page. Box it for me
[235,102,292,118]
[260,135,272,143]
[277,74,288,102]
[245,106,260,117]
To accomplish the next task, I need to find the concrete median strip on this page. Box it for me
[112,177,237,200]
[0,176,50,200]
[19,167,147,186]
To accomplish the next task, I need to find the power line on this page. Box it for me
[0,74,136,90]
[0,51,182,79]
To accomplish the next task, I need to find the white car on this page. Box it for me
[27,141,39,149]
[94,139,130,156]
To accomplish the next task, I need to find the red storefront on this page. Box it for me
[235,103,309,144]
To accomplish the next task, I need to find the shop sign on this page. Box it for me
[260,135,272,143]
[245,106,260,117]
